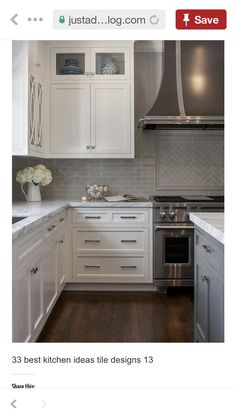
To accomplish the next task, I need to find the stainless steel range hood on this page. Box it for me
[138,41,224,130]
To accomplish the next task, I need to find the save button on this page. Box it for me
[176,9,227,30]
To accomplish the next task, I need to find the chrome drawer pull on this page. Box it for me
[201,275,209,282]
[84,265,101,269]
[48,224,56,232]
[121,240,137,243]
[202,244,211,253]
[85,216,101,219]
[120,216,136,219]
[84,239,101,243]
[121,265,137,269]
[59,217,64,222]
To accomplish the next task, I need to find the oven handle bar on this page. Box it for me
[155,225,194,230]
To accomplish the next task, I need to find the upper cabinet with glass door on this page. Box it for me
[91,47,130,80]
[50,48,90,81]
[51,46,130,81]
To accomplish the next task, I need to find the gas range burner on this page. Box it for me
[152,195,224,203]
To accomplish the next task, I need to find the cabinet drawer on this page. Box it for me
[196,230,223,273]
[73,256,148,283]
[71,209,110,224]
[72,229,146,253]
[111,211,148,223]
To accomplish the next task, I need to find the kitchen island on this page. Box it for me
[190,212,224,342]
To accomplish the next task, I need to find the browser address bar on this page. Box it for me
[53,10,165,30]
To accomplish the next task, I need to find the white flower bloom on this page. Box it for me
[16,165,53,186]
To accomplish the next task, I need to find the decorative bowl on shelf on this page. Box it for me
[85,184,109,200]
[101,57,119,75]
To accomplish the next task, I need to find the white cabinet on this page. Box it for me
[50,83,132,157]
[12,210,67,342]
[50,47,90,81]
[50,84,90,154]
[12,41,44,156]
[50,46,130,80]
[91,84,132,156]
[12,225,44,342]
[47,41,134,158]
[69,207,153,284]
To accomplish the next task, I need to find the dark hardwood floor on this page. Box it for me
[38,288,193,342]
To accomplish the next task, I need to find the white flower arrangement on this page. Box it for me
[16,164,52,187]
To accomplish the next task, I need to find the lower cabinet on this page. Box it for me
[69,208,153,284]
[12,210,67,342]
[194,227,224,343]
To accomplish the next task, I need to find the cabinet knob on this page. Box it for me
[86,145,91,149]
[201,275,208,282]
[58,240,64,243]
[202,244,211,253]
[48,224,56,232]
[91,145,96,149]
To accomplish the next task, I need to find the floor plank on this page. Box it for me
[37,288,194,343]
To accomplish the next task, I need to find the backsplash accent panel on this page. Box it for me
[155,130,224,192]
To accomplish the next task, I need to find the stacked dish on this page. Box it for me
[61,58,83,75]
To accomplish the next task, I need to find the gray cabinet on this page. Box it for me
[194,228,224,342]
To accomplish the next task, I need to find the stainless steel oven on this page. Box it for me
[151,195,224,287]
[154,223,194,286]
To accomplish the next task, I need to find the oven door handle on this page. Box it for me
[154,225,194,230]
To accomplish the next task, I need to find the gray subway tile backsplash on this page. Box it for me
[12,129,224,201]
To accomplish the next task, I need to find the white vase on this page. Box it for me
[21,183,41,202]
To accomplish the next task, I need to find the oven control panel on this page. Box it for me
[154,206,189,223]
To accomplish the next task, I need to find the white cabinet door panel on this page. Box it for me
[50,84,90,154]
[13,269,31,343]
[31,258,44,335]
[43,244,57,314]
[91,84,131,156]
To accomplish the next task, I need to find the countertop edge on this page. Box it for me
[189,212,224,245]
[12,200,153,241]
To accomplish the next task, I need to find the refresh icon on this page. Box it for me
[149,15,159,25]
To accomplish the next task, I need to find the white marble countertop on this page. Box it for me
[12,199,153,240]
[189,212,224,244]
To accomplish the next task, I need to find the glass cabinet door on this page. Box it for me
[91,48,130,79]
[51,48,90,80]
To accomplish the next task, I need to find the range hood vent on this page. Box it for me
[138,41,224,130]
